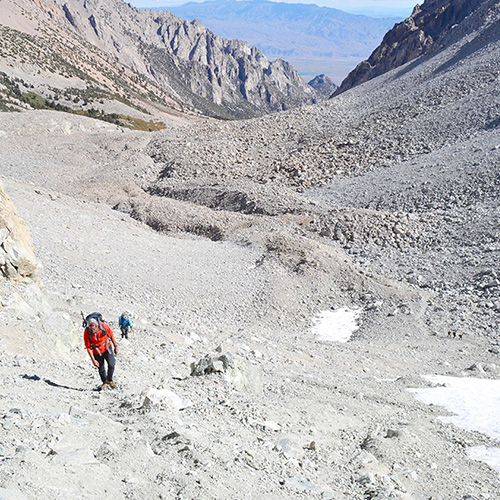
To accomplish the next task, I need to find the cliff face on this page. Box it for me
[333,0,494,96]
[139,14,318,116]
[1,0,317,119]
[0,180,41,283]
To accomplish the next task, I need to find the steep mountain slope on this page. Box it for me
[1,0,500,498]
[2,0,499,339]
[165,0,401,83]
[334,0,496,95]
[0,0,318,120]
[3,173,499,500]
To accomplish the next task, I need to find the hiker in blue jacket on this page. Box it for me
[118,313,132,339]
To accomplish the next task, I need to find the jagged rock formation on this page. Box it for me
[0,0,318,119]
[333,0,494,96]
[308,74,338,97]
[166,0,401,84]
[139,13,318,116]
[0,179,41,282]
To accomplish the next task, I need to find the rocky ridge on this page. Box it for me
[333,0,495,96]
[0,0,319,120]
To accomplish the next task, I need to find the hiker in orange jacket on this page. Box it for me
[84,318,119,389]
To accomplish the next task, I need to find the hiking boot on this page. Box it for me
[99,381,109,390]
[107,380,116,388]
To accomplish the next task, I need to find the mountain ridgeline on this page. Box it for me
[165,0,401,84]
[334,0,497,95]
[0,0,319,120]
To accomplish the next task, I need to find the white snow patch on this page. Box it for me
[410,375,500,474]
[312,308,360,342]
[468,446,500,473]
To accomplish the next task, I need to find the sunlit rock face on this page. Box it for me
[334,0,490,96]
[0,179,41,283]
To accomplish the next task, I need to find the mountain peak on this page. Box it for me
[334,0,496,96]
[164,0,401,83]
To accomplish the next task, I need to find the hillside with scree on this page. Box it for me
[0,0,500,499]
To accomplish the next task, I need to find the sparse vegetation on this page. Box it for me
[0,26,178,124]
[18,89,166,130]
[121,116,167,131]
[0,72,165,130]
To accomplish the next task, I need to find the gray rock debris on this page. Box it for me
[191,352,263,394]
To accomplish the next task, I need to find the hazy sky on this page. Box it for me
[128,0,417,16]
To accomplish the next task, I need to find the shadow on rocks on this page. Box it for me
[21,374,87,392]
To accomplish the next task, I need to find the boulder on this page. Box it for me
[190,352,263,394]
[140,387,192,410]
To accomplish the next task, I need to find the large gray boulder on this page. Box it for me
[191,352,263,394]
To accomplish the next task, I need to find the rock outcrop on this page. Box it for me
[0,179,41,282]
[307,74,338,98]
[333,0,494,96]
[191,352,264,394]
[0,181,80,358]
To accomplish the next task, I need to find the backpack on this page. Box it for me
[119,315,130,327]
[81,312,112,353]
[81,311,105,329]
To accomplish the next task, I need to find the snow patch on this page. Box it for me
[468,446,500,473]
[312,308,360,342]
[410,375,500,474]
